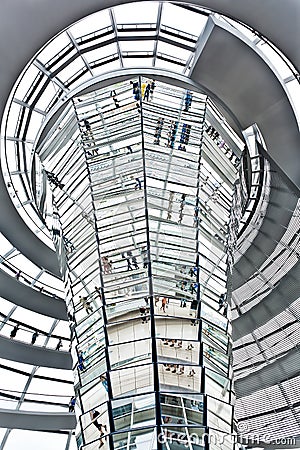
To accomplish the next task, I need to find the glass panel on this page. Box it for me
[161,3,207,36]
[114,2,159,24]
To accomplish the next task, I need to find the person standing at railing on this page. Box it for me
[90,409,107,434]
[218,293,227,312]
[101,256,112,274]
[131,253,139,270]
[184,90,193,111]
[78,351,85,371]
[139,305,149,323]
[122,252,132,271]
[134,177,142,190]
[160,297,167,313]
[143,81,151,101]
[10,324,19,339]
[79,295,94,314]
[31,330,38,345]
[15,270,21,280]
[56,338,63,351]
[130,80,140,102]
[141,81,147,99]
[150,79,156,100]
[68,396,76,413]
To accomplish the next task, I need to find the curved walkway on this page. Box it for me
[0,3,299,277]
[0,0,299,442]
[190,16,300,192]
[233,170,298,290]
[0,268,67,320]
[0,335,72,370]
[0,408,76,431]
[0,172,60,277]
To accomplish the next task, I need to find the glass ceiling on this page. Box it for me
[0,1,299,449]
[2,0,297,252]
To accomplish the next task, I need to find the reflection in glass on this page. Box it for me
[39,78,240,448]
